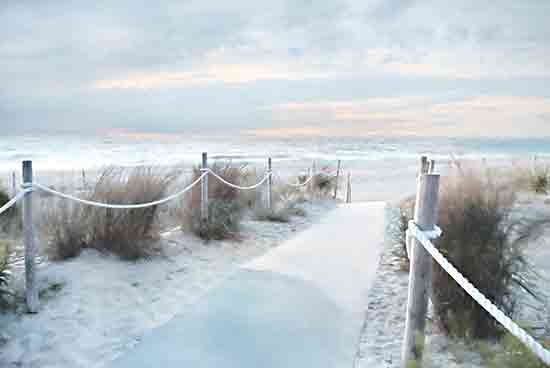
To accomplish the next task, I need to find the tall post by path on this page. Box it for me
[82,169,87,189]
[333,160,341,199]
[402,164,440,367]
[420,156,429,175]
[428,159,435,174]
[345,172,352,204]
[201,152,209,224]
[11,171,16,197]
[266,158,272,210]
[22,161,39,313]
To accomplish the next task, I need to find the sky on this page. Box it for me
[1,0,549,137]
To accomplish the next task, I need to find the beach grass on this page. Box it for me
[43,166,178,260]
[432,166,538,339]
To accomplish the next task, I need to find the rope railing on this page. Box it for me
[407,220,550,366]
[0,189,29,216]
[29,173,208,209]
[3,156,345,314]
[201,168,271,190]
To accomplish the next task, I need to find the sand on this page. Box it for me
[0,200,336,368]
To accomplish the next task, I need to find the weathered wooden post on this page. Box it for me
[201,152,209,224]
[266,158,272,210]
[428,159,435,174]
[345,172,352,204]
[402,162,440,367]
[333,160,341,199]
[82,169,87,189]
[11,172,16,197]
[420,156,429,176]
[22,161,39,313]
[311,161,317,200]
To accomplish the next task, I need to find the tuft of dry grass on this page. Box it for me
[529,166,550,194]
[311,171,337,198]
[43,166,178,260]
[432,167,538,339]
[181,162,250,240]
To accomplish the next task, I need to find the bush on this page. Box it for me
[44,166,178,260]
[181,162,248,240]
[432,168,536,339]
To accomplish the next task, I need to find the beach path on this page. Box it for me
[108,202,386,368]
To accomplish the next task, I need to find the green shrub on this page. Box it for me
[181,162,248,240]
[44,166,178,260]
[432,169,536,339]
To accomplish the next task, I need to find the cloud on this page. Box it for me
[258,96,550,137]
[1,0,550,134]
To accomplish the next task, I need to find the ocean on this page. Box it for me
[1,133,549,201]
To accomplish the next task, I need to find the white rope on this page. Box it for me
[288,175,315,188]
[0,189,29,216]
[407,221,550,366]
[203,168,270,190]
[30,173,207,209]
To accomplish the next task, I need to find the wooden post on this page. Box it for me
[82,170,87,189]
[266,158,272,210]
[22,161,38,313]
[402,169,440,367]
[312,161,317,200]
[428,159,435,174]
[333,160,341,199]
[420,156,429,175]
[345,172,352,204]
[11,171,16,197]
[307,168,312,199]
[201,152,209,223]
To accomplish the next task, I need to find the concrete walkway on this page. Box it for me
[109,202,386,368]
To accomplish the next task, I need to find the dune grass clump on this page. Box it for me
[529,166,549,194]
[311,172,337,198]
[432,168,537,339]
[44,166,178,260]
[181,162,249,240]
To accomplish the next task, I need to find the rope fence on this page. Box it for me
[403,155,550,367]
[407,221,550,366]
[0,153,348,313]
